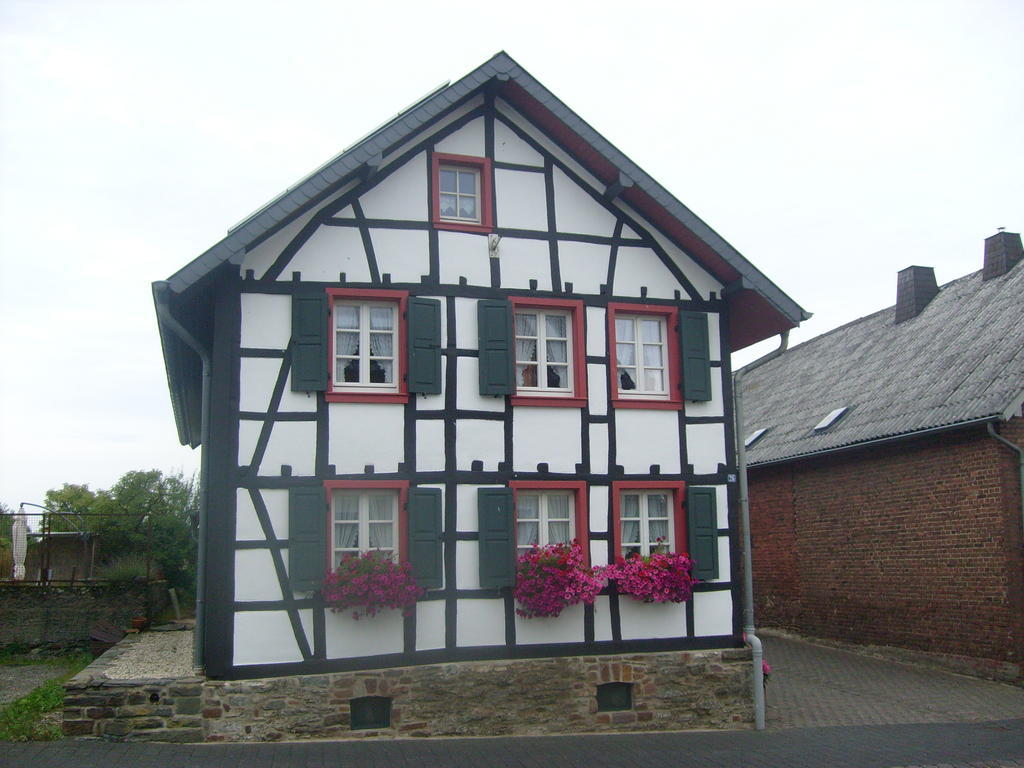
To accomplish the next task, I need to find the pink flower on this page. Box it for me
[604,551,696,604]
[322,551,424,620]
[513,541,604,619]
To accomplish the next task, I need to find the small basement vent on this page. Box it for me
[596,682,633,712]
[350,696,391,730]
[744,428,769,447]
[814,407,849,432]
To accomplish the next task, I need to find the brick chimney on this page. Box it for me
[895,265,938,324]
[982,230,1023,280]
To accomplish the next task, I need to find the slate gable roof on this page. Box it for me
[741,258,1024,466]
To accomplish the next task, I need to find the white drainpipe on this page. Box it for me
[733,331,789,731]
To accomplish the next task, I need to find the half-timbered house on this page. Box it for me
[154,52,807,737]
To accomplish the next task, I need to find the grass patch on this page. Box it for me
[0,655,92,742]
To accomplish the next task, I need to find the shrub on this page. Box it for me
[95,554,149,583]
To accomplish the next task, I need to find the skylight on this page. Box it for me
[814,407,849,432]
[744,428,769,447]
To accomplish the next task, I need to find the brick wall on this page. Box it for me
[750,421,1024,673]
[0,583,168,646]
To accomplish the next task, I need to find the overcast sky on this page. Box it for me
[1,0,1021,512]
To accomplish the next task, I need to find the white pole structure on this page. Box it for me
[12,506,28,580]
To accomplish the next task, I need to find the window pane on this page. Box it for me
[440,194,457,217]
[370,360,392,383]
[621,520,640,544]
[615,317,634,341]
[517,364,538,387]
[335,523,358,548]
[545,314,567,338]
[618,368,637,390]
[546,340,567,363]
[640,319,662,342]
[336,331,359,356]
[335,494,359,520]
[548,520,571,544]
[648,519,669,547]
[616,343,635,366]
[368,495,393,520]
[339,358,360,383]
[516,339,538,362]
[547,365,566,388]
[369,333,393,357]
[517,494,539,519]
[621,495,640,518]
[647,494,668,518]
[458,170,476,193]
[546,494,570,519]
[643,369,664,392]
[439,169,457,193]
[336,305,359,329]
[458,197,477,220]
[368,523,393,549]
[514,312,537,336]
[642,344,663,367]
[517,520,539,546]
[369,307,393,330]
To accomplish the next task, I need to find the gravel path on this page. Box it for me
[101,630,194,679]
[0,665,70,706]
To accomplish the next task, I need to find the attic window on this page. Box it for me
[431,153,493,234]
[814,407,849,432]
[744,428,769,447]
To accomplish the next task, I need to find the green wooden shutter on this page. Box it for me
[477,299,514,396]
[407,487,443,589]
[477,488,515,588]
[291,293,328,392]
[687,486,719,581]
[681,311,712,401]
[288,486,326,592]
[407,298,442,394]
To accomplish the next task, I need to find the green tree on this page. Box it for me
[42,483,97,532]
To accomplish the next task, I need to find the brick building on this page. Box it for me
[741,231,1024,680]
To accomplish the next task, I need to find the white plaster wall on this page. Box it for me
[325,609,403,658]
[589,539,608,569]
[512,408,582,472]
[240,293,291,349]
[619,599,687,640]
[456,484,488,532]
[234,549,283,602]
[237,422,260,470]
[494,169,547,231]
[236,488,288,540]
[494,118,543,166]
[589,485,609,533]
[515,603,584,645]
[558,241,611,295]
[706,312,723,362]
[433,117,485,158]
[415,600,446,651]
[693,590,733,637]
[684,369,725,418]
[640,221,725,301]
[585,307,606,356]
[551,166,617,237]
[239,358,317,413]
[247,420,316,477]
[233,611,303,665]
[416,420,445,472]
[381,97,484,172]
[328,403,404,473]
[712,536,731,584]
[614,411,681,474]
[496,237,552,291]
[358,151,429,221]
[456,419,504,471]
[589,422,609,474]
[456,599,506,646]
[438,231,490,287]
[279,226,370,283]
[336,205,354,219]
[685,423,727,474]
[593,595,613,642]
[368,228,430,283]
[457,357,505,412]
[611,246,684,300]
[587,364,608,416]
[455,540,479,590]
[713,484,729,529]
[453,297,477,350]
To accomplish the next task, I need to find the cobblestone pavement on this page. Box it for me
[3,635,1023,767]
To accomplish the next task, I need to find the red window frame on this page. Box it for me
[610,481,687,560]
[607,303,682,410]
[325,287,409,404]
[509,480,590,566]
[323,480,410,571]
[431,152,494,234]
[509,296,588,408]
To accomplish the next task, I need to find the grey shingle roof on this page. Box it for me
[741,260,1024,465]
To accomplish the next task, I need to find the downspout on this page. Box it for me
[987,422,1024,543]
[734,331,789,731]
[153,281,211,675]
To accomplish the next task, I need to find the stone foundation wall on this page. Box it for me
[65,645,753,741]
